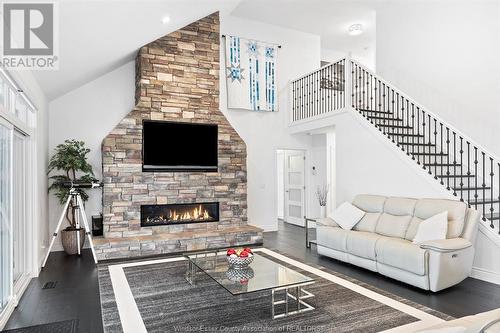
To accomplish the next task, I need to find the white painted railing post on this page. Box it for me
[344,55,352,109]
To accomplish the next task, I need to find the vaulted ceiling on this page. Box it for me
[31,0,376,101]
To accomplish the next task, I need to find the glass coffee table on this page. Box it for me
[184,249,315,319]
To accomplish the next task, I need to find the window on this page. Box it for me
[0,120,12,312]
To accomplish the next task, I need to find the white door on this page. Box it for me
[12,130,28,288]
[284,150,305,226]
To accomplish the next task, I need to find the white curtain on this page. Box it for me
[225,36,279,112]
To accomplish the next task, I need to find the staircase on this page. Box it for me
[290,58,500,234]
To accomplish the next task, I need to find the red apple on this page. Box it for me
[243,247,253,254]
[227,248,236,256]
[239,250,249,258]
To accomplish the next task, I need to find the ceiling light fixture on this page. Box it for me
[348,24,363,36]
[161,16,170,24]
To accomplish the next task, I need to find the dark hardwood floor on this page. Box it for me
[4,220,500,332]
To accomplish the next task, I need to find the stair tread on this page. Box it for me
[358,109,394,115]
[376,124,413,129]
[437,174,475,178]
[399,142,436,146]
[453,186,492,191]
[386,132,424,137]
[412,152,447,156]
[367,115,403,121]
[475,198,500,204]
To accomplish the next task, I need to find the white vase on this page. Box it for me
[320,206,326,218]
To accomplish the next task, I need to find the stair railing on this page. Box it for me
[291,58,346,123]
[349,60,500,230]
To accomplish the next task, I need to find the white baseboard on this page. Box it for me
[470,266,500,285]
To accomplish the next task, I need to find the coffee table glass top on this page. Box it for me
[184,251,314,295]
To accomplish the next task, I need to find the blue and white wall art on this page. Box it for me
[224,35,279,112]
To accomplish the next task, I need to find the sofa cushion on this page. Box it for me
[414,199,467,238]
[412,211,448,244]
[376,213,412,238]
[346,231,382,260]
[352,194,387,213]
[405,216,423,240]
[353,212,381,233]
[383,197,417,216]
[316,226,349,252]
[331,202,365,230]
[376,238,428,275]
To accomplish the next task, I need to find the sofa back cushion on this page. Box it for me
[353,212,380,233]
[413,199,467,238]
[376,214,413,238]
[405,216,423,240]
[375,197,417,238]
[352,194,387,213]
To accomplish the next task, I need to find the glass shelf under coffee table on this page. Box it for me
[184,249,315,319]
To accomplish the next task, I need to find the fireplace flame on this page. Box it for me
[169,205,212,222]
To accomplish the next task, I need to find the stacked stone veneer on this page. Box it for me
[94,12,263,260]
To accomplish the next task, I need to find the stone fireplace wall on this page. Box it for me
[101,12,250,241]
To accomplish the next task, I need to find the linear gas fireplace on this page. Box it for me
[141,202,220,227]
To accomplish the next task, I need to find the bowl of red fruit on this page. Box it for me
[226,247,254,269]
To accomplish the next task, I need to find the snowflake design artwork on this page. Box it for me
[226,63,245,83]
[246,41,259,57]
[265,47,275,59]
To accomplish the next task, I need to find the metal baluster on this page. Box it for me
[490,157,494,227]
[446,128,450,190]
[453,132,457,195]
[411,104,415,159]
[467,142,471,206]
[422,110,426,169]
[482,152,486,221]
[428,114,432,174]
[416,107,420,163]
[459,137,464,201]
[434,119,438,178]
[474,147,478,209]
[440,123,444,184]
[400,96,405,151]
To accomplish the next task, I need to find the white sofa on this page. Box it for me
[415,308,500,333]
[316,195,480,292]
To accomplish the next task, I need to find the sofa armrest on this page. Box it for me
[315,217,339,228]
[419,238,472,253]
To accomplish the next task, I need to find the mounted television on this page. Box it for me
[142,120,218,172]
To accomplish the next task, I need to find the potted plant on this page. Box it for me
[48,139,96,255]
[316,185,329,218]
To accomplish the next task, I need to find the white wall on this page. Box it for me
[10,70,49,273]
[276,150,285,219]
[376,1,500,157]
[220,14,321,231]
[332,110,500,284]
[48,61,135,251]
[309,134,327,217]
[322,48,376,72]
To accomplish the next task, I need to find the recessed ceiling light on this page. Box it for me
[161,16,170,24]
[348,24,363,36]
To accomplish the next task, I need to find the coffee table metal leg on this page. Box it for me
[186,260,198,285]
[271,282,315,319]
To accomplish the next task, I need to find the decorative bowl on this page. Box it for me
[226,255,254,269]
[226,267,255,282]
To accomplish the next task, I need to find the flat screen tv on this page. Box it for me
[142,120,218,172]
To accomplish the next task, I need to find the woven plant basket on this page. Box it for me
[61,228,86,255]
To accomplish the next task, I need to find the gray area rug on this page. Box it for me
[98,250,453,333]
[1,320,78,333]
